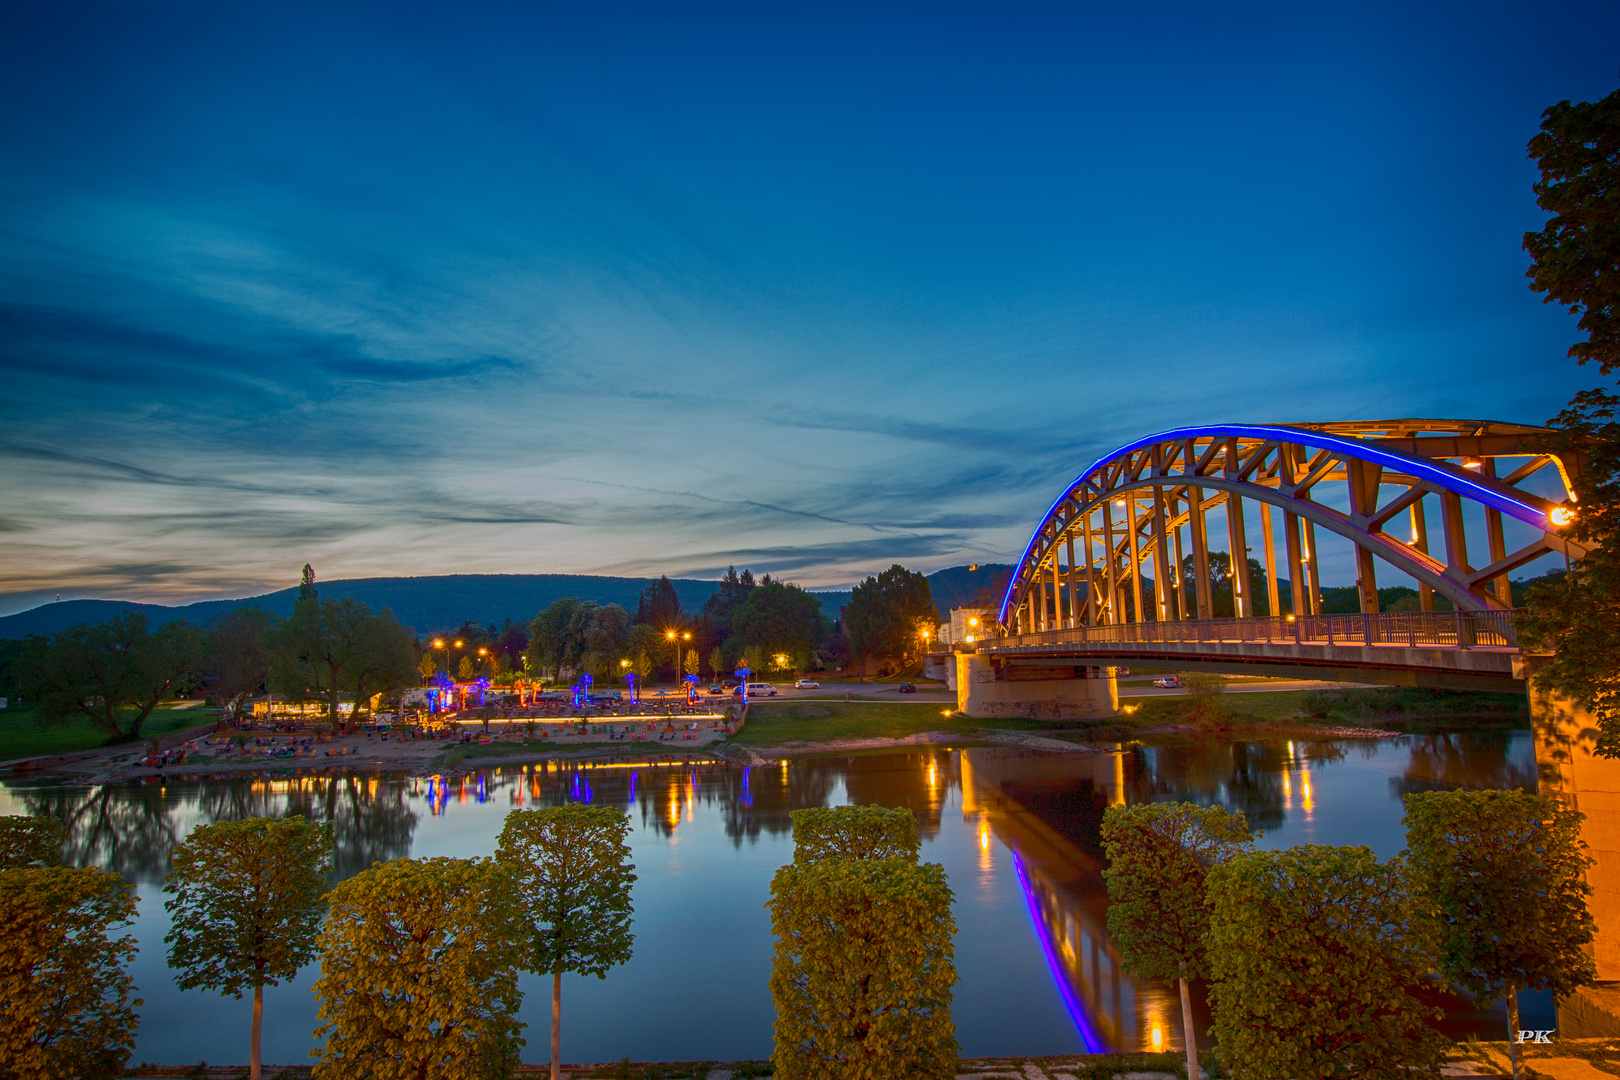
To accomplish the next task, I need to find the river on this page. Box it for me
[0,729,1545,1065]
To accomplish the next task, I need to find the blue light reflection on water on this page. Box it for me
[0,729,1543,1065]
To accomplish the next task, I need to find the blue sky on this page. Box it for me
[1,1,1616,614]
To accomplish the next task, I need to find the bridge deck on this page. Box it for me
[974,611,1524,692]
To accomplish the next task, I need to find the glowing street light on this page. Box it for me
[666,630,691,683]
[1551,506,1576,527]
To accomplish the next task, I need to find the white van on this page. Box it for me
[732,682,778,697]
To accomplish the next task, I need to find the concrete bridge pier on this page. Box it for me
[955,653,1118,720]
[1527,656,1620,1035]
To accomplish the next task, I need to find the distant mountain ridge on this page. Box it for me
[0,574,722,639]
[0,565,1016,639]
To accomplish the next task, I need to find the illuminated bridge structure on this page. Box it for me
[983,420,1589,692]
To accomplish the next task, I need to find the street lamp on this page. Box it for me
[665,629,691,684]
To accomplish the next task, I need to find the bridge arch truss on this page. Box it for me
[1000,420,1588,634]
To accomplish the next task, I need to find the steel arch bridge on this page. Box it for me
[998,420,1589,637]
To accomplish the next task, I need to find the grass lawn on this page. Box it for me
[728,700,1049,748]
[1122,684,1528,731]
[0,704,211,760]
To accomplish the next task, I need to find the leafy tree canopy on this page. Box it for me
[1403,790,1595,1001]
[0,866,141,1080]
[495,805,636,980]
[1525,86,1620,375]
[1515,85,1620,751]
[0,816,66,869]
[207,606,275,708]
[729,582,826,673]
[1206,845,1446,1080]
[312,857,524,1080]
[790,806,920,866]
[15,612,205,743]
[769,858,957,1080]
[1100,802,1251,982]
[268,595,417,725]
[845,565,936,665]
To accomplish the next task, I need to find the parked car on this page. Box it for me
[794,679,821,689]
[588,690,623,702]
[707,683,723,695]
[1151,676,1183,689]
[897,683,916,693]
[732,682,778,697]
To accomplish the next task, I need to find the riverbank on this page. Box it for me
[0,683,1531,782]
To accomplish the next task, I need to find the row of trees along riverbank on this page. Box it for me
[0,561,949,749]
[2,788,1596,1080]
[0,803,955,1080]
[1102,790,1595,1080]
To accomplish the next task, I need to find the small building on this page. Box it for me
[939,607,992,647]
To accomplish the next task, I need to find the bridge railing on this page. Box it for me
[992,609,1521,652]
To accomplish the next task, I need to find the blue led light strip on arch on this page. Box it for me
[998,423,1559,623]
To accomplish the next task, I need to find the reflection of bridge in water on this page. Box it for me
[959,747,1187,1054]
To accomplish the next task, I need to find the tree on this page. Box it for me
[768,859,957,1080]
[729,582,827,674]
[16,612,205,743]
[312,857,524,1080]
[1403,790,1596,1080]
[790,806,920,865]
[1205,845,1446,1080]
[269,595,415,727]
[628,623,664,681]
[207,607,274,708]
[347,612,419,721]
[1514,86,1620,750]
[815,632,851,672]
[164,817,333,1080]
[0,866,141,1080]
[580,604,632,679]
[701,566,757,640]
[1099,802,1250,1080]
[845,565,936,669]
[495,805,635,1080]
[1178,552,1270,617]
[0,816,65,869]
[635,575,684,628]
[1524,86,1620,375]
[526,598,584,679]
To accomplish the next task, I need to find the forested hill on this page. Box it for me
[0,574,723,639]
[0,564,1016,639]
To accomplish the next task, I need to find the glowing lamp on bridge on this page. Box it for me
[1551,505,1576,527]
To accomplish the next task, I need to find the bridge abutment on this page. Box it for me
[955,653,1118,720]
[1527,656,1620,1033]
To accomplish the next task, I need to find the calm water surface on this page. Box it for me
[0,730,1544,1065]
